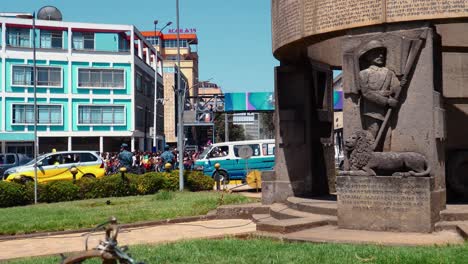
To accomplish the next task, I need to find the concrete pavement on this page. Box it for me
[0,219,255,261]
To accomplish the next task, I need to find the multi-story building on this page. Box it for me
[0,9,163,155]
[142,30,198,144]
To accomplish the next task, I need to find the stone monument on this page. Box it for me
[266,0,468,234]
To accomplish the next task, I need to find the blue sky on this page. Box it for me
[1,0,278,93]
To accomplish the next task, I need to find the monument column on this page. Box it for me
[262,59,334,204]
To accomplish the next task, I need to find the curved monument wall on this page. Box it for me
[272,0,468,57]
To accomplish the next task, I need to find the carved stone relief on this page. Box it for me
[340,30,431,177]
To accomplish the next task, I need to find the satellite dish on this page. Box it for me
[246,170,262,190]
[37,6,63,21]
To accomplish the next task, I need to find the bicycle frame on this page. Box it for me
[61,217,142,264]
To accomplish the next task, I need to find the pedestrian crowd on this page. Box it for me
[101,145,201,175]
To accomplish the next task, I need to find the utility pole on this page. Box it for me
[225,113,229,142]
[152,20,172,153]
[176,0,184,191]
[32,12,38,204]
[153,20,158,153]
[144,106,148,151]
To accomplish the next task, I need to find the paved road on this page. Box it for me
[0,219,255,261]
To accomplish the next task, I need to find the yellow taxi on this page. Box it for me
[3,151,105,183]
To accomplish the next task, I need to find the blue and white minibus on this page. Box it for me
[194,139,275,182]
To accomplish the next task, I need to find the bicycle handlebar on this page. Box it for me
[61,217,144,264]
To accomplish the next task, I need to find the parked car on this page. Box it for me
[3,151,105,183]
[0,153,32,177]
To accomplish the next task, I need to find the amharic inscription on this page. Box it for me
[303,0,383,35]
[272,0,468,51]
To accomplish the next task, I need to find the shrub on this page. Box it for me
[0,181,30,207]
[76,177,100,199]
[186,171,215,191]
[23,181,45,204]
[131,173,167,195]
[162,170,181,191]
[82,174,138,198]
[40,181,80,203]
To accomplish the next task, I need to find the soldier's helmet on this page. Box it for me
[358,40,386,59]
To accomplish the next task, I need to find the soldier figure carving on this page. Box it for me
[358,40,400,149]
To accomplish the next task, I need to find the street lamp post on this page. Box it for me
[153,20,171,153]
[32,12,38,204]
[144,105,148,150]
[176,0,184,191]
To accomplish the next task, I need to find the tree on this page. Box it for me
[213,112,245,142]
[259,112,275,139]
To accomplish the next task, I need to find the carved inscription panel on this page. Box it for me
[272,0,468,51]
[387,0,468,21]
[337,177,429,212]
[272,0,303,50]
[303,0,383,35]
[336,176,435,232]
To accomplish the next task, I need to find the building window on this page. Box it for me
[72,32,94,50]
[165,55,179,61]
[78,105,125,125]
[144,78,154,96]
[7,28,30,48]
[12,104,62,125]
[40,30,63,49]
[136,73,143,92]
[145,36,159,46]
[163,39,188,48]
[12,65,62,87]
[78,68,125,89]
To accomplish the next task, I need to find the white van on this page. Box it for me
[194,139,275,182]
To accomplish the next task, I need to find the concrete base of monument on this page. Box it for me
[257,225,465,246]
[336,176,441,233]
[245,196,468,246]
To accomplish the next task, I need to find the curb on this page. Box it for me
[0,214,217,241]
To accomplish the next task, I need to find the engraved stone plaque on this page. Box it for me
[272,0,468,51]
[336,176,438,233]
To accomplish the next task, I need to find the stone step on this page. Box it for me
[252,214,273,223]
[270,203,337,223]
[435,221,468,239]
[256,216,330,234]
[286,196,337,216]
[215,203,270,219]
[440,205,468,221]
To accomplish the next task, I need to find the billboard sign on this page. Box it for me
[334,90,343,110]
[224,92,274,112]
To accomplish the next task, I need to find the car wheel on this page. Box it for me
[213,170,229,185]
[82,174,96,179]
[20,176,34,183]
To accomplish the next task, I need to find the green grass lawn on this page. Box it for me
[7,238,468,264]
[0,191,251,235]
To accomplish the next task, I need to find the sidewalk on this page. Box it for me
[0,219,255,261]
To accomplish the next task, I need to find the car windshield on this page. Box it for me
[198,147,213,160]
[23,154,47,166]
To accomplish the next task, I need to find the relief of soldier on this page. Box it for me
[358,40,400,148]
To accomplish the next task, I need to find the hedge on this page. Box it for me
[186,171,215,191]
[0,170,215,208]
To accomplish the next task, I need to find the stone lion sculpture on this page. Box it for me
[339,130,430,177]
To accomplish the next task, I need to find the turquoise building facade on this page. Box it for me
[0,16,164,154]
